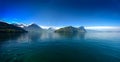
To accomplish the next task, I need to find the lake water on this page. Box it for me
[0,32,120,62]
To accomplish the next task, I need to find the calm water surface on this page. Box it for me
[0,32,120,62]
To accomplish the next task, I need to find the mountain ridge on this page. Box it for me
[0,21,27,33]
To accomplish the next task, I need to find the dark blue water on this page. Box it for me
[0,32,120,62]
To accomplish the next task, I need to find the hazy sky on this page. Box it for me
[0,0,120,27]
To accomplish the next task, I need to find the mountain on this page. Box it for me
[55,26,78,33]
[55,26,86,33]
[24,23,43,32]
[47,27,55,32]
[78,26,87,33]
[0,21,27,33]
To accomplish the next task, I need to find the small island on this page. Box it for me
[55,26,86,33]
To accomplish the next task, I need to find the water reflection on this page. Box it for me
[55,32,85,40]
[0,33,24,44]
[0,32,120,62]
[15,32,86,43]
[76,33,85,40]
[15,32,59,43]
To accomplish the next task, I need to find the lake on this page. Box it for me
[0,32,120,62]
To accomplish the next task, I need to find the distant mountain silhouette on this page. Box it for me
[78,26,87,33]
[24,23,43,32]
[0,21,27,33]
[47,27,55,32]
[55,26,86,33]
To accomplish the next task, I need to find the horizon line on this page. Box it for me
[1,21,120,30]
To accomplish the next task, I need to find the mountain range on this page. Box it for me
[11,23,57,33]
[1,21,87,33]
[0,21,27,33]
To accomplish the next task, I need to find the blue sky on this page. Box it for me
[0,0,120,27]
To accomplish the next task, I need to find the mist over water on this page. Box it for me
[0,32,120,62]
[1,0,120,62]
